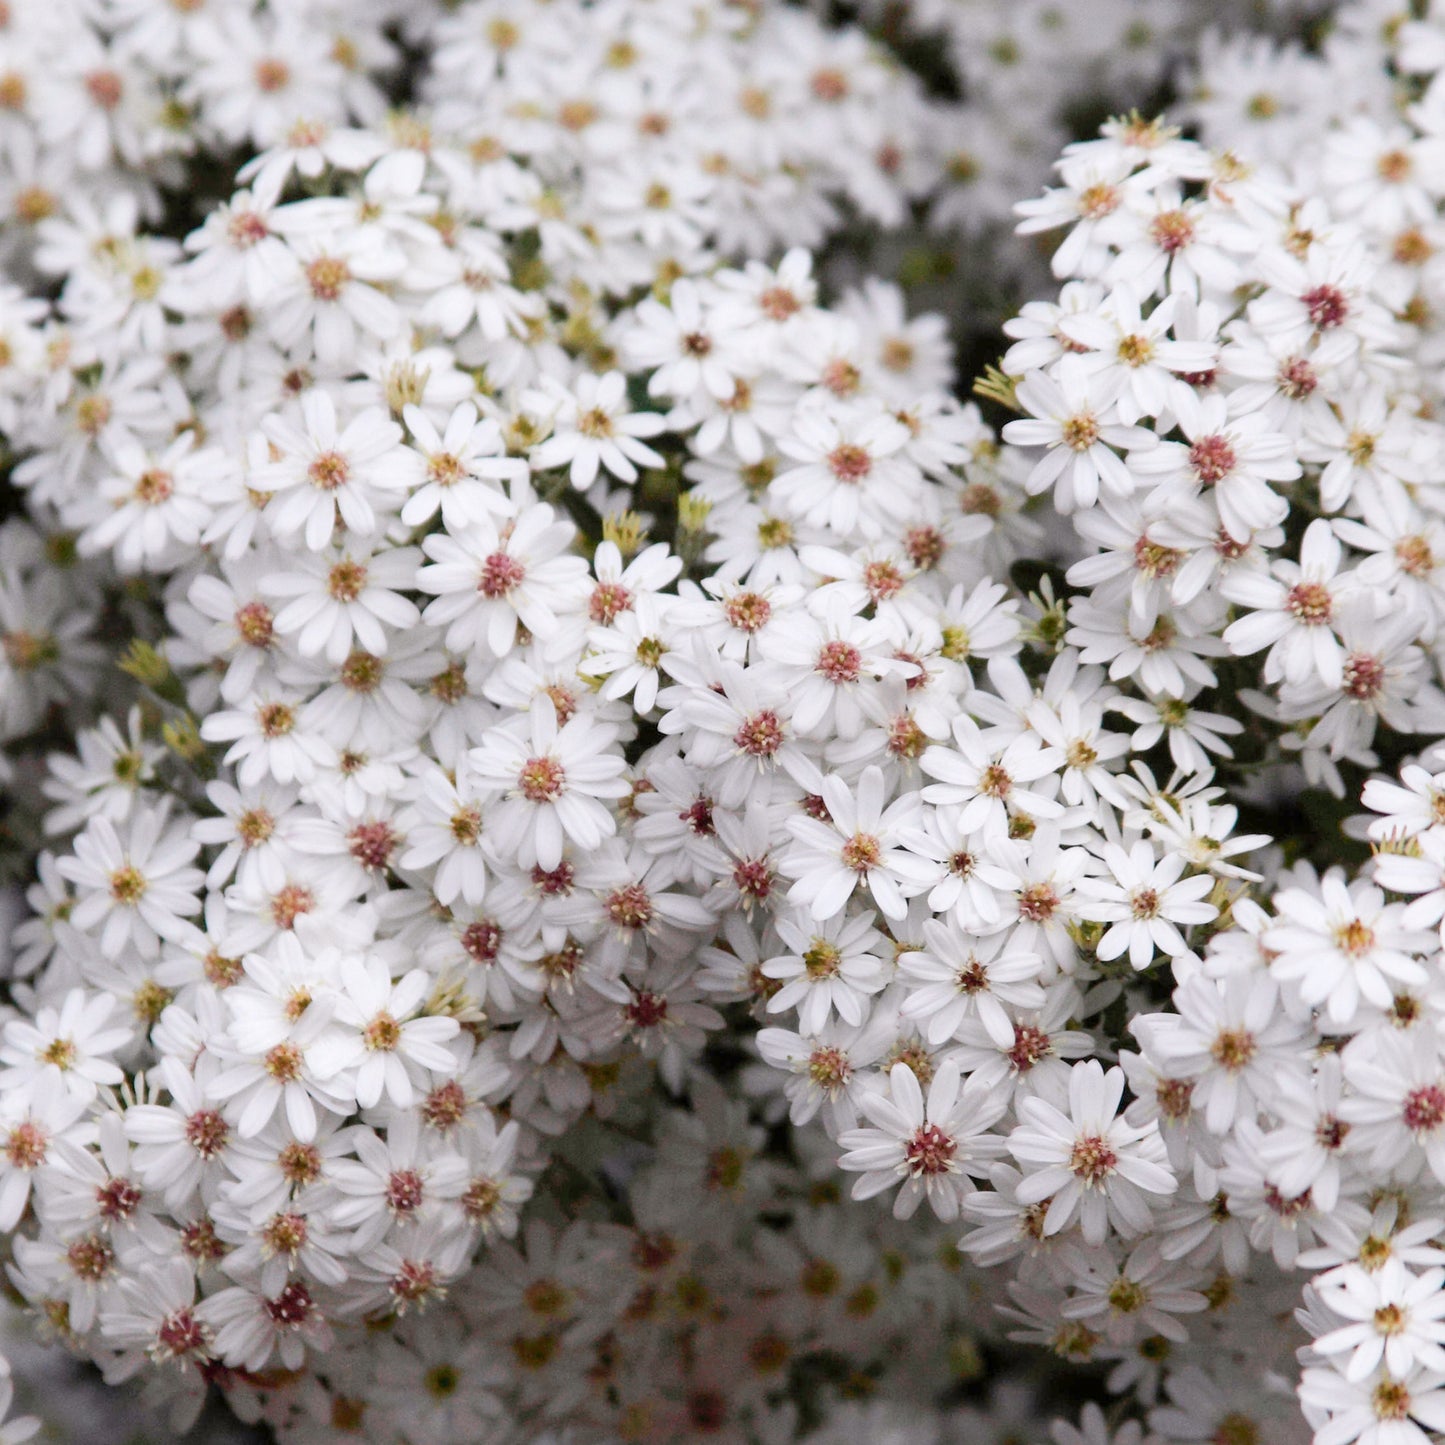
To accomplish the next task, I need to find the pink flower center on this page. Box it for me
[386,1169,425,1214]
[1403,1084,1445,1133]
[1285,581,1333,624]
[155,1308,208,1360]
[1149,209,1195,253]
[184,1110,229,1159]
[815,640,861,683]
[1008,1024,1052,1071]
[733,857,773,904]
[347,820,397,871]
[827,443,872,482]
[265,1281,315,1327]
[96,1176,142,1221]
[1303,284,1349,330]
[680,797,715,836]
[1188,433,1236,484]
[531,861,574,895]
[307,451,349,490]
[904,1122,957,1176]
[723,591,771,632]
[588,580,631,624]
[478,551,525,598]
[733,710,783,757]
[807,1046,851,1091]
[235,601,275,648]
[841,832,881,873]
[624,990,668,1028]
[518,754,566,802]
[1068,1133,1118,1184]
[461,919,502,965]
[607,883,654,930]
[1343,653,1385,699]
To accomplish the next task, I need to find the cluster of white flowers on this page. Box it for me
[12,0,1445,1444]
[954,4,1445,1445]
[810,0,1317,244]
[0,0,1055,1440]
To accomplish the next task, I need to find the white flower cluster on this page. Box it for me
[967,5,1445,1445]
[11,0,1445,1443]
[817,0,1313,242]
[0,0,412,270]
[0,0,1064,1438]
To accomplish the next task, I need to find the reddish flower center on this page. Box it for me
[389,1259,440,1309]
[478,551,525,598]
[1343,653,1385,699]
[888,714,926,758]
[279,1141,321,1184]
[265,1281,315,1327]
[1188,433,1236,484]
[386,1169,425,1214]
[254,57,291,93]
[1017,883,1059,923]
[815,639,861,683]
[625,990,668,1028]
[307,451,349,490]
[588,580,632,624]
[863,560,904,599]
[1156,1078,1193,1121]
[1069,1133,1118,1184]
[423,1080,468,1130]
[461,919,502,965]
[906,524,946,567]
[67,1233,116,1280]
[85,69,122,108]
[723,591,771,632]
[807,1046,851,1091]
[4,1120,46,1169]
[518,755,565,802]
[680,796,715,836]
[1403,1084,1445,1133]
[1008,1024,1052,1072]
[1149,209,1195,254]
[154,1308,208,1360]
[904,1122,957,1176]
[96,1175,142,1220]
[262,1211,308,1256]
[184,1110,229,1159]
[270,882,314,929]
[841,832,881,873]
[235,601,275,649]
[1130,888,1161,919]
[1285,580,1333,624]
[531,861,574,895]
[347,820,397,871]
[133,469,173,505]
[734,710,783,757]
[327,559,367,601]
[264,1042,304,1082]
[1078,183,1119,219]
[759,286,800,321]
[1209,1029,1256,1072]
[732,857,773,904]
[1134,537,1183,578]
[1303,284,1349,329]
[827,443,872,482]
[607,883,654,930]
